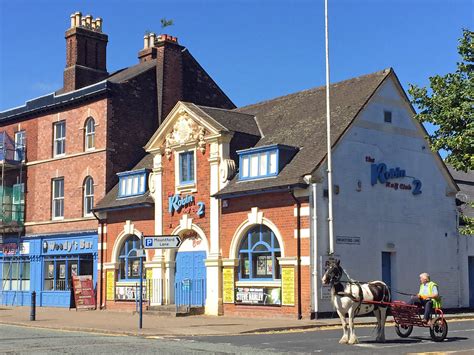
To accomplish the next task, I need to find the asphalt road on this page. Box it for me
[1,320,474,354]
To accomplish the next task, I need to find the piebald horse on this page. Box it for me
[322,259,391,344]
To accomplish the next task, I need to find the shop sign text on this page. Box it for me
[43,239,94,254]
[168,193,205,217]
[370,162,422,195]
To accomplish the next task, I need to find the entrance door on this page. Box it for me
[469,257,474,307]
[382,252,392,289]
[174,235,206,307]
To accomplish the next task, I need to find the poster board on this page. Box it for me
[106,270,115,301]
[282,267,295,306]
[71,275,96,310]
[223,268,234,303]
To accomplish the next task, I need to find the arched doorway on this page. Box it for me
[174,230,206,307]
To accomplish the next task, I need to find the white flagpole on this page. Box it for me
[325,0,335,255]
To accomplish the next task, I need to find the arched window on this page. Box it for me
[84,117,95,150]
[238,225,281,280]
[118,235,143,280]
[83,176,94,216]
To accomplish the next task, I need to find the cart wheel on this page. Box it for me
[395,324,413,338]
[429,318,448,342]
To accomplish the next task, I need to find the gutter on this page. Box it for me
[213,183,308,200]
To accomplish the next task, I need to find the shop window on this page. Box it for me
[118,235,144,280]
[179,151,195,185]
[43,256,93,291]
[1,258,30,291]
[238,225,281,280]
[83,176,94,216]
[117,169,147,198]
[53,121,66,156]
[52,178,64,219]
[14,130,25,161]
[84,117,95,150]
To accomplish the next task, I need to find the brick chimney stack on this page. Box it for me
[63,12,109,93]
[138,33,179,63]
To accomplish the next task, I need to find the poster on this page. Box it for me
[115,285,147,301]
[223,268,234,303]
[235,287,281,306]
[71,264,78,277]
[146,268,152,280]
[71,275,96,310]
[282,267,295,306]
[59,264,66,279]
[106,270,115,301]
[48,264,54,278]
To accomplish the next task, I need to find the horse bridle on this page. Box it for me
[325,263,343,284]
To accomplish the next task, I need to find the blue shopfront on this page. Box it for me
[0,232,98,307]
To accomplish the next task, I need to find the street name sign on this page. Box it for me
[143,235,181,249]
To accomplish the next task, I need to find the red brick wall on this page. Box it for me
[220,192,312,318]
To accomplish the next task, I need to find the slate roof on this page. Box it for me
[186,103,261,136]
[0,60,157,122]
[448,166,474,218]
[94,154,154,212]
[215,68,392,197]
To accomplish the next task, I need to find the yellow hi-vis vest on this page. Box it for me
[419,281,442,309]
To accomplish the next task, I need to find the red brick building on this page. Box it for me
[0,12,234,308]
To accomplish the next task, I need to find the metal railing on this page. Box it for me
[43,279,68,291]
[147,278,165,305]
[174,278,206,308]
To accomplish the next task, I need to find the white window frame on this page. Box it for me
[117,171,147,198]
[84,117,95,151]
[83,176,94,217]
[52,178,64,220]
[14,130,25,161]
[53,121,66,157]
[174,148,197,193]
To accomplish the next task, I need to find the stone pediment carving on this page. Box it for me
[164,110,206,159]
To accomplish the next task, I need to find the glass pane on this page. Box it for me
[22,262,30,280]
[240,253,249,279]
[253,253,272,278]
[250,154,259,177]
[119,260,125,280]
[260,153,268,175]
[241,156,249,177]
[120,179,126,196]
[140,174,145,192]
[132,176,138,194]
[274,251,281,279]
[262,227,272,246]
[11,263,19,280]
[44,261,54,290]
[254,244,268,252]
[189,153,194,181]
[126,177,132,195]
[249,227,260,248]
[129,258,140,278]
[239,234,249,251]
[269,151,277,174]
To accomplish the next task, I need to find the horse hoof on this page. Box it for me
[348,338,359,345]
[339,338,348,344]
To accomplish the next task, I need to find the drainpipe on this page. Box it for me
[92,210,105,310]
[309,181,318,318]
[290,191,302,320]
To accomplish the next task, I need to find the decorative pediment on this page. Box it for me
[164,110,206,159]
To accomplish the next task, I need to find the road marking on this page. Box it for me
[407,349,474,355]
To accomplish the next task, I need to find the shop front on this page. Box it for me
[0,240,31,306]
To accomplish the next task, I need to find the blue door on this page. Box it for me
[382,252,392,289]
[469,257,474,307]
[175,251,206,307]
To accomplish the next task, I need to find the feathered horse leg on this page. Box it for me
[347,306,359,344]
[336,308,349,344]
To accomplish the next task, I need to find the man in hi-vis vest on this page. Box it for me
[409,272,441,327]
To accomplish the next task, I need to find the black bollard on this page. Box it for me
[30,291,36,321]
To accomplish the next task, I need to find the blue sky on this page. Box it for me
[0,0,472,111]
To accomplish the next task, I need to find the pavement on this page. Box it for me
[0,306,473,337]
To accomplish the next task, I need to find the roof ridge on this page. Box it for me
[235,68,391,112]
[197,104,255,116]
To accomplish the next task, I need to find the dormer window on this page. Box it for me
[237,144,298,181]
[117,169,148,198]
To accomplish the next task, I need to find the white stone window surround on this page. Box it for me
[174,145,198,194]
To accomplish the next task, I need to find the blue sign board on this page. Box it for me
[168,194,205,217]
[42,237,96,255]
[370,162,422,195]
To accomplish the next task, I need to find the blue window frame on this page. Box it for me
[43,255,93,291]
[238,147,279,181]
[179,151,195,185]
[117,169,147,198]
[1,257,30,291]
[118,235,144,281]
[238,225,281,280]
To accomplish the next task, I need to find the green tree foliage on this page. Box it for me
[409,29,473,235]
[409,29,473,172]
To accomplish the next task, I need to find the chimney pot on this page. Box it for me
[70,14,76,28]
[95,18,102,32]
[149,33,156,47]
[75,12,82,27]
[85,15,92,28]
[81,17,86,27]
[144,34,150,49]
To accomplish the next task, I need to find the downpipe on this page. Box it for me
[92,210,106,310]
[290,191,303,320]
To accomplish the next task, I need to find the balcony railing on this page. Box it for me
[0,131,25,165]
[0,186,25,228]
